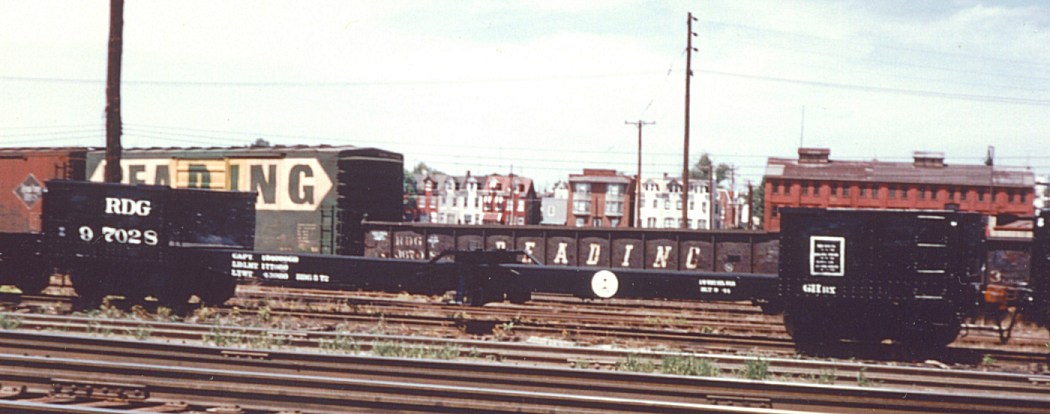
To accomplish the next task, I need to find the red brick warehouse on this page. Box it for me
[763,148,1034,231]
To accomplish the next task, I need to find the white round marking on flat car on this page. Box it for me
[591,270,619,298]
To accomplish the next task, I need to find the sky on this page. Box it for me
[1,0,1048,192]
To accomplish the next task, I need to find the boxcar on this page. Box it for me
[0,147,89,233]
[778,208,985,348]
[85,145,403,256]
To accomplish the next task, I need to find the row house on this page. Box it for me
[567,169,633,228]
[540,181,569,225]
[413,171,540,225]
[638,173,712,229]
[763,148,1035,231]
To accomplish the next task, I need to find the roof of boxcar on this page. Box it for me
[0,147,94,155]
[83,144,402,158]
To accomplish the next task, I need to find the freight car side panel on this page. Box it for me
[362,222,779,274]
[86,146,404,255]
[0,148,86,233]
[197,248,777,303]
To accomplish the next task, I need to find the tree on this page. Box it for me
[689,152,731,186]
[403,169,421,221]
[411,162,442,176]
[690,153,713,180]
[751,180,765,230]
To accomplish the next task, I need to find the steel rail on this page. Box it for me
[0,323,1048,401]
[0,336,1047,413]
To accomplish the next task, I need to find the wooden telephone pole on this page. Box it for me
[682,12,697,229]
[626,120,654,228]
[104,0,124,183]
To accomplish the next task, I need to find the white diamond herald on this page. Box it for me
[591,270,619,298]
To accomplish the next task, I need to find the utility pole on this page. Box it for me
[104,0,124,183]
[626,120,654,228]
[747,180,754,230]
[682,12,698,229]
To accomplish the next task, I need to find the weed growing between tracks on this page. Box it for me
[0,314,22,330]
[371,341,460,360]
[737,357,770,380]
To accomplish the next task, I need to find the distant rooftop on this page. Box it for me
[766,148,1033,188]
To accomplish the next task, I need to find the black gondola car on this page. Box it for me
[43,181,256,306]
[778,208,985,347]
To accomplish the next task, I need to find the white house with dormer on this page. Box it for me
[638,173,712,229]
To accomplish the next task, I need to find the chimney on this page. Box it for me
[798,148,830,164]
[913,151,945,168]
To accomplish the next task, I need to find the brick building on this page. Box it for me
[763,148,1034,231]
[567,169,634,228]
[414,171,539,225]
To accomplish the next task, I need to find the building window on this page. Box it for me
[573,200,592,214]
[889,186,896,199]
[676,200,683,210]
[592,218,603,227]
[608,184,623,196]
[860,186,867,197]
[546,206,555,216]
[663,218,674,228]
[609,218,620,227]
[960,189,967,201]
[901,187,908,200]
[772,181,779,195]
[978,189,985,201]
[870,184,878,199]
[575,218,586,227]
[1009,190,1016,203]
[919,186,926,200]
[604,201,623,215]
[664,200,671,210]
[652,199,658,208]
[574,183,591,194]
[842,185,849,197]
[647,217,656,227]
[777,182,784,194]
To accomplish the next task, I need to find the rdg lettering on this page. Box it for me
[104,197,152,216]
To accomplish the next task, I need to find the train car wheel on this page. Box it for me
[70,267,104,309]
[898,311,961,349]
[14,266,51,295]
[783,307,833,351]
[196,276,236,305]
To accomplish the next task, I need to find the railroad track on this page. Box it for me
[1,313,1048,396]
[230,285,1050,357]
[5,285,1049,369]
[0,328,1048,413]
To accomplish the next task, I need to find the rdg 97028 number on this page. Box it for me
[79,225,159,246]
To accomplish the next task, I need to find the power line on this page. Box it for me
[698,69,1050,106]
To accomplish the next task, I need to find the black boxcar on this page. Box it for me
[778,208,985,347]
[1028,210,1050,325]
[43,181,255,306]
[84,145,403,256]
